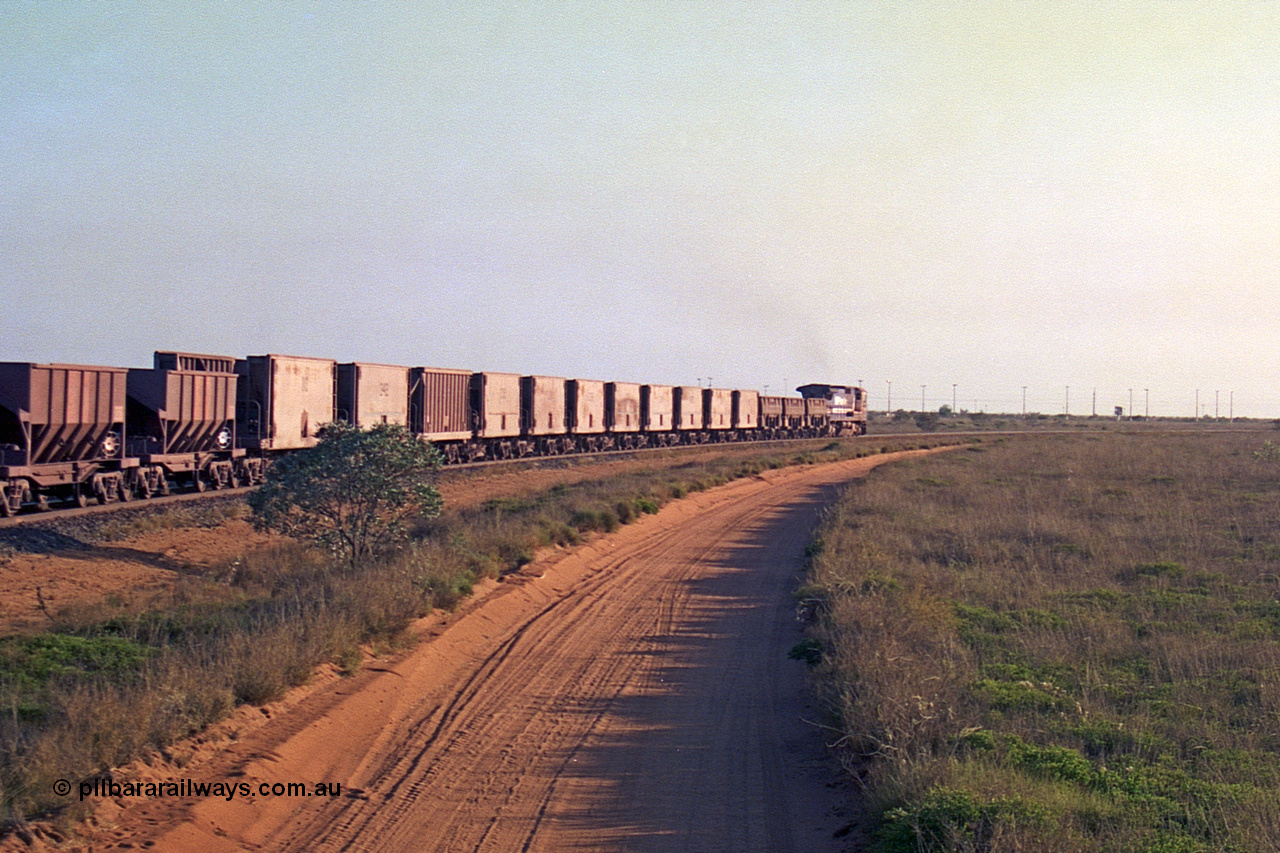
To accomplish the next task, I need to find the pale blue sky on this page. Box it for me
[3,3,1277,416]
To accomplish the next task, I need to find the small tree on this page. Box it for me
[248,422,444,569]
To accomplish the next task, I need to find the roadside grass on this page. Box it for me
[85,499,249,543]
[0,435,955,824]
[800,432,1280,852]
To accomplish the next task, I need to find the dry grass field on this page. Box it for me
[801,431,1280,852]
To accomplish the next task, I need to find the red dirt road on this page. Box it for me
[69,453,929,853]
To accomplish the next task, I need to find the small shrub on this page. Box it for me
[569,508,619,534]
[1004,737,1098,787]
[857,574,902,595]
[634,497,660,514]
[874,788,1051,853]
[537,521,580,547]
[787,638,823,667]
[970,679,1072,712]
[954,728,997,753]
[1135,561,1185,578]
[915,412,940,432]
[1060,588,1128,611]
[1252,441,1280,462]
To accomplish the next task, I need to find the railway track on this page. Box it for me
[0,434,872,528]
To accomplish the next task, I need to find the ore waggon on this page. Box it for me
[0,362,131,513]
[128,352,259,496]
[0,350,866,514]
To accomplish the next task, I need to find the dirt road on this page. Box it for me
[70,453,929,853]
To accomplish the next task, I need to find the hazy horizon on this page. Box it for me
[4,3,1277,418]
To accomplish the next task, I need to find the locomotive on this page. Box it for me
[0,351,867,516]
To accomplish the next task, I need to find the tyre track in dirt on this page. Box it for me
[290,508,752,853]
[77,450,948,853]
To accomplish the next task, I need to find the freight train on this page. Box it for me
[0,352,867,516]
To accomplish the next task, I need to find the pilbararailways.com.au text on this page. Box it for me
[59,777,342,802]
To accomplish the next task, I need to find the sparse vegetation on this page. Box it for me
[1,435,958,823]
[800,432,1280,852]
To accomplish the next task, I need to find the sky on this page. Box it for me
[3,2,1277,418]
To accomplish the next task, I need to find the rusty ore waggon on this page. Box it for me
[129,352,258,496]
[0,350,867,514]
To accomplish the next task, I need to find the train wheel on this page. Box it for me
[193,476,206,493]
[119,482,133,502]
[1,496,13,517]
[73,491,89,509]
